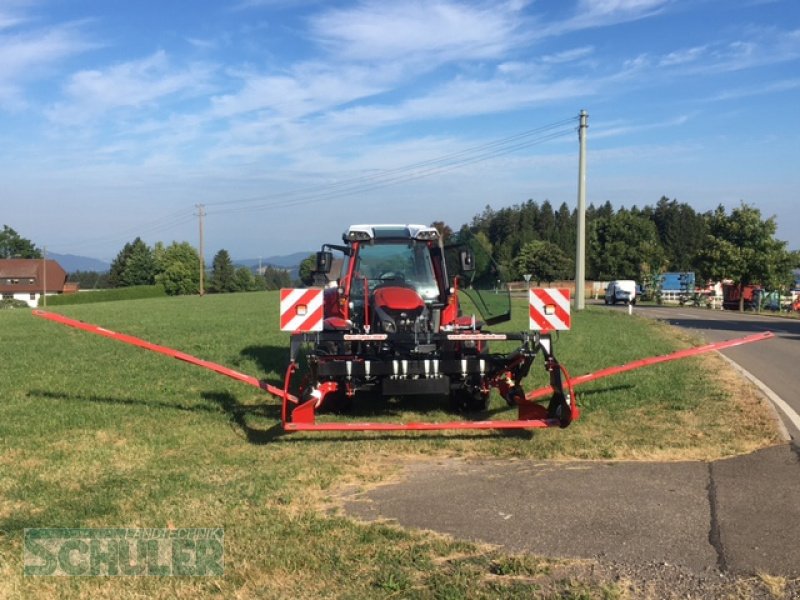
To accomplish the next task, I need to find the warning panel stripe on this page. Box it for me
[548,288,571,324]
[281,305,321,331]
[529,288,570,331]
[529,304,553,331]
[532,288,570,328]
[280,288,323,331]
[280,290,314,330]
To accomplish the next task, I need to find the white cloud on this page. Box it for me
[46,51,216,124]
[540,46,595,64]
[0,22,95,108]
[704,78,800,102]
[209,62,394,120]
[591,114,693,140]
[0,0,36,32]
[659,45,708,66]
[546,0,669,35]
[309,0,529,64]
[577,0,670,16]
[647,29,800,78]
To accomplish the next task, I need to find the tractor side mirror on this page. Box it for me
[460,249,475,273]
[316,251,333,274]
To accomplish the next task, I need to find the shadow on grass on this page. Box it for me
[27,389,287,444]
[29,389,225,414]
[27,381,630,447]
[240,344,291,381]
[203,389,538,444]
[201,391,284,444]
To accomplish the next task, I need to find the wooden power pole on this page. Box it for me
[575,110,588,310]
[196,204,206,296]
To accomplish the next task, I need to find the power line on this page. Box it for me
[209,117,578,217]
[54,208,195,254]
[215,127,576,217]
[49,116,578,254]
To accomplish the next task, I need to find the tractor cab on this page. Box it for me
[342,225,443,334]
[315,224,510,333]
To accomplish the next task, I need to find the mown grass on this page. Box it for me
[0,292,781,599]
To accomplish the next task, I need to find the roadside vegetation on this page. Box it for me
[0,292,782,598]
[460,199,797,299]
[7,195,799,306]
[42,285,167,307]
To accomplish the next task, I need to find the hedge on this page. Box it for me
[41,285,167,306]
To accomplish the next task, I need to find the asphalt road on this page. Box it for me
[344,305,800,580]
[345,445,800,578]
[611,302,800,439]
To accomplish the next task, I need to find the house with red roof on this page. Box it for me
[0,259,76,307]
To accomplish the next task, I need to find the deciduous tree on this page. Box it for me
[0,225,41,259]
[109,237,155,287]
[154,242,200,295]
[513,240,572,284]
[589,210,665,281]
[652,197,706,271]
[696,203,794,311]
[298,254,316,286]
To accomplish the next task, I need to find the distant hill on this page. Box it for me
[235,252,313,281]
[49,253,110,273]
[234,251,312,270]
[45,251,313,277]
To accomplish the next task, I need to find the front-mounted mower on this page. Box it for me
[278,224,576,432]
[33,223,775,436]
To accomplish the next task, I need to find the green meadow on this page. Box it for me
[0,292,780,598]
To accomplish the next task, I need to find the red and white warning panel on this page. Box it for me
[280,288,324,332]
[529,288,571,331]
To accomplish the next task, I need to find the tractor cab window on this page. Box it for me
[353,242,440,302]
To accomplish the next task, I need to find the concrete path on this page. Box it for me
[344,443,800,577]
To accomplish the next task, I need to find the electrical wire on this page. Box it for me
[49,115,578,254]
[206,117,577,216]
[53,208,195,255]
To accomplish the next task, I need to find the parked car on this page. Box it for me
[604,280,638,305]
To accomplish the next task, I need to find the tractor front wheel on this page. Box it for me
[450,386,490,413]
[504,385,526,407]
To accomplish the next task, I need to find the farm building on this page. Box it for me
[0,259,76,307]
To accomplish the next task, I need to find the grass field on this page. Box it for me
[0,292,781,598]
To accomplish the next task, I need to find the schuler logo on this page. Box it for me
[24,528,224,576]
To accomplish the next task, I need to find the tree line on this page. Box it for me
[0,226,291,296]
[105,238,292,295]
[4,194,798,299]
[441,197,798,292]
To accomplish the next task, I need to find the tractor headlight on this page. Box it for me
[414,229,439,241]
[382,320,397,333]
[344,229,372,241]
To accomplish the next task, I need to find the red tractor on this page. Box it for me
[279,224,577,431]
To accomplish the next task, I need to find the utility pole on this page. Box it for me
[42,246,47,307]
[196,204,206,296]
[575,110,588,310]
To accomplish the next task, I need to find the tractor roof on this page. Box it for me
[343,224,439,243]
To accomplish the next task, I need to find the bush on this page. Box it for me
[41,285,167,306]
[0,298,30,310]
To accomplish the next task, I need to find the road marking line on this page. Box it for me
[718,354,795,441]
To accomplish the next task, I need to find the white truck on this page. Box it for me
[604,280,638,305]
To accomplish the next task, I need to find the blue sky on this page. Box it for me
[1,0,798,261]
